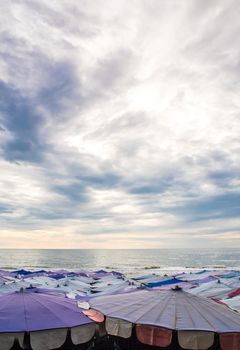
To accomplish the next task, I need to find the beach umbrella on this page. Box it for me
[221,295,240,313]
[18,270,48,279]
[219,277,240,289]
[135,275,171,285]
[0,290,95,350]
[146,277,184,288]
[187,279,234,300]
[218,271,240,279]
[13,269,33,276]
[23,275,58,287]
[90,288,240,349]
[0,280,30,294]
[155,281,194,290]
[177,270,218,282]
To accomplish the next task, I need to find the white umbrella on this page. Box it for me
[90,288,240,349]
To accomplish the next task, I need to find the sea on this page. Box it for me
[0,249,239,275]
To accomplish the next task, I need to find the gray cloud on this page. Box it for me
[173,192,240,224]
[0,81,45,162]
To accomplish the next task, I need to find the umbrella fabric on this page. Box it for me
[14,269,32,276]
[0,281,30,294]
[135,275,169,285]
[20,270,47,279]
[146,278,183,287]
[105,317,132,338]
[26,287,67,296]
[71,324,96,345]
[136,325,172,347]
[30,329,67,350]
[218,271,240,279]
[220,333,240,350]
[90,289,240,332]
[222,278,240,289]
[0,333,24,350]
[0,291,94,332]
[187,280,233,299]
[0,270,15,277]
[177,271,215,281]
[229,289,240,298]
[196,270,208,274]
[90,281,129,293]
[178,331,214,350]
[192,276,218,284]
[48,273,65,280]
[83,309,104,322]
[155,281,193,290]
[132,274,157,281]
[221,295,240,312]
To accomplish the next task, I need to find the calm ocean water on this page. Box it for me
[0,249,239,274]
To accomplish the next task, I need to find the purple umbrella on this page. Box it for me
[47,273,66,280]
[13,269,32,276]
[0,291,95,350]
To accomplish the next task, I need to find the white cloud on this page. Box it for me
[0,0,239,247]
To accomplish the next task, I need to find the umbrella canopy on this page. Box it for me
[0,291,96,350]
[0,291,93,332]
[222,295,240,313]
[0,281,29,294]
[187,280,233,299]
[90,288,240,333]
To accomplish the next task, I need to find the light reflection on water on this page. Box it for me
[0,249,239,273]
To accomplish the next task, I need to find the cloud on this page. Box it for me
[172,192,240,222]
[0,81,45,162]
[0,0,239,248]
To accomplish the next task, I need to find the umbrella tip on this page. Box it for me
[171,285,182,291]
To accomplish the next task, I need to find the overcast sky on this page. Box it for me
[0,0,239,249]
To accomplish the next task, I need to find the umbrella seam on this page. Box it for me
[183,292,237,331]
[27,294,90,331]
